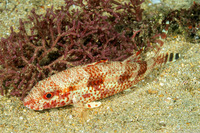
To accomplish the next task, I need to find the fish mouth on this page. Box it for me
[23,96,40,110]
[23,102,40,110]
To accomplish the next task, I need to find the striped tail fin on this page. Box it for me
[155,53,180,67]
[135,53,180,82]
[165,53,180,63]
[131,52,180,84]
[153,52,181,68]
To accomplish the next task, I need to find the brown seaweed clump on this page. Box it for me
[0,0,166,100]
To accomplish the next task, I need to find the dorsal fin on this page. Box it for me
[87,59,108,67]
[124,21,170,64]
[123,48,144,63]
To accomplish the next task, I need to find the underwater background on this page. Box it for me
[0,0,199,132]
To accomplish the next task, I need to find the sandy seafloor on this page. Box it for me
[0,0,200,133]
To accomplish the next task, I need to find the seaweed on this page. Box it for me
[0,0,168,100]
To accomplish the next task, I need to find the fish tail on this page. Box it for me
[135,52,180,82]
[155,53,180,67]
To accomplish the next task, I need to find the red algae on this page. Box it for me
[0,0,171,100]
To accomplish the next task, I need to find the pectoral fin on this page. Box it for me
[84,102,102,108]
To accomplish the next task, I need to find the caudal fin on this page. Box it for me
[166,53,180,63]
[156,53,180,67]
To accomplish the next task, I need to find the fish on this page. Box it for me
[23,21,180,111]
[23,51,180,110]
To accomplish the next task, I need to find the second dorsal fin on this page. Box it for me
[87,59,108,67]
[123,48,144,63]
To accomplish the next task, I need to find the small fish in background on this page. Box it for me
[23,21,180,111]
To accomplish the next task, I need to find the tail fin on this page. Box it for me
[155,53,180,67]
[131,52,180,84]
[165,53,180,63]
[135,53,180,82]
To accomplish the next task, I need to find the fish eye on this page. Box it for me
[46,93,52,98]
[43,92,54,99]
